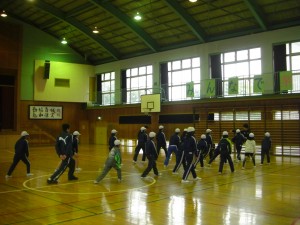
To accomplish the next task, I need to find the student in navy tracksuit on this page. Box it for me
[172,128,187,173]
[194,134,208,168]
[156,125,167,157]
[206,129,214,159]
[164,128,180,167]
[231,129,246,161]
[6,131,33,178]
[261,132,272,165]
[47,124,77,184]
[181,127,200,183]
[133,127,148,163]
[218,131,235,174]
[141,132,160,178]
[108,129,118,151]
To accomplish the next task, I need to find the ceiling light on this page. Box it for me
[61,37,67,44]
[93,26,99,34]
[189,0,198,2]
[1,10,7,17]
[134,12,142,21]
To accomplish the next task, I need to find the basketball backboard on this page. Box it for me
[141,93,161,113]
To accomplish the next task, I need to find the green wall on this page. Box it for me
[7,18,89,100]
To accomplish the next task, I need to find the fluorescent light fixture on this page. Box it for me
[93,26,99,34]
[134,12,142,21]
[61,37,67,44]
[189,0,198,2]
[1,10,7,17]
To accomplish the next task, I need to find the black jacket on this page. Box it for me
[15,137,29,157]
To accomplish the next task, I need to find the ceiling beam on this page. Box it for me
[34,1,120,60]
[89,0,160,52]
[163,0,206,43]
[243,0,267,30]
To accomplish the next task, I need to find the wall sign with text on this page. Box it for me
[29,106,63,119]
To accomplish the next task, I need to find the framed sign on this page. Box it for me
[29,106,63,120]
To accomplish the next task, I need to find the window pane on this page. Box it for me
[126,69,131,77]
[182,59,191,69]
[139,66,146,75]
[131,77,139,89]
[291,42,300,53]
[138,76,146,88]
[111,72,115,80]
[221,112,233,121]
[102,81,110,92]
[250,60,261,76]
[224,52,235,62]
[291,55,300,71]
[172,60,181,70]
[236,111,248,120]
[237,50,248,61]
[182,69,192,83]
[170,86,183,101]
[224,64,236,79]
[131,68,138,76]
[172,71,184,85]
[103,93,111,105]
[110,80,115,91]
[147,65,153,74]
[192,57,200,67]
[236,62,249,77]
[250,48,261,59]
[250,112,261,120]
[192,68,200,82]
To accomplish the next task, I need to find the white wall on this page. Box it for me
[95,26,300,102]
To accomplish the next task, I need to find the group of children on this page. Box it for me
[4,124,272,185]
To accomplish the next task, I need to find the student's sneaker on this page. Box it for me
[242,167,245,170]
[75,168,82,171]
[140,176,146,179]
[206,164,211,167]
[47,178,58,184]
[260,163,263,166]
[172,171,178,174]
[193,177,201,181]
[94,180,99,184]
[26,173,34,177]
[181,179,190,183]
[218,172,222,175]
[118,178,122,182]
[133,160,137,164]
[155,173,162,176]
[5,175,12,178]
[68,176,78,181]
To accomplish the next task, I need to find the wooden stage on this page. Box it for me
[0,144,299,225]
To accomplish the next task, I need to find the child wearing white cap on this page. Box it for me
[6,131,33,178]
[94,139,122,183]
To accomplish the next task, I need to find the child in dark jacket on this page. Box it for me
[261,132,272,165]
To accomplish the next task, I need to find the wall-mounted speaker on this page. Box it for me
[44,60,50,79]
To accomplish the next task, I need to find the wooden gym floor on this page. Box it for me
[0,144,299,225]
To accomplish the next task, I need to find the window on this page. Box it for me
[236,111,261,120]
[126,65,153,104]
[101,72,115,105]
[286,41,300,93]
[221,47,262,96]
[273,110,299,120]
[210,111,261,121]
[167,57,201,101]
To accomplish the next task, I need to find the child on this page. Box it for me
[261,132,272,165]
[94,140,122,183]
[242,133,256,169]
[73,131,81,171]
